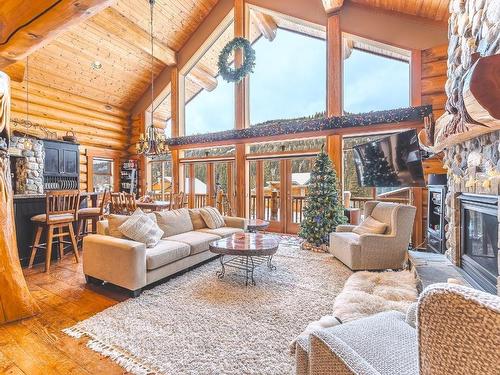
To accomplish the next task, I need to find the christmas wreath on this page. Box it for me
[217,37,256,83]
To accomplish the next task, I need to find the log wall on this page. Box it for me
[421,44,447,120]
[10,81,130,191]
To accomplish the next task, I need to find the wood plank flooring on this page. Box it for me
[0,252,131,375]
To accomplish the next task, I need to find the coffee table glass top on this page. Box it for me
[209,232,279,256]
[246,219,270,232]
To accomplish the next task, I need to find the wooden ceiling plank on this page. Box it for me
[0,0,115,68]
[250,11,278,41]
[90,8,176,66]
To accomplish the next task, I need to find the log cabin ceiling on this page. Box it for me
[1,0,449,113]
[4,0,218,110]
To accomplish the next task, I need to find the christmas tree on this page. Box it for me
[362,143,400,187]
[299,148,347,248]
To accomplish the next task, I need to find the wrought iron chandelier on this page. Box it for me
[136,0,169,156]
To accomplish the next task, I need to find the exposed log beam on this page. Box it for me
[0,0,115,69]
[322,0,344,13]
[250,11,277,41]
[91,8,176,66]
[186,66,218,92]
[1,61,25,82]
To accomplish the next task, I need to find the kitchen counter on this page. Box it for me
[14,192,97,200]
[13,191,99,267]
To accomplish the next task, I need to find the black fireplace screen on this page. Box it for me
[463,206,499,281]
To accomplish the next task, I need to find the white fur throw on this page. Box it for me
[290,270,418,353]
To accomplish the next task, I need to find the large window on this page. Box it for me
[249,15,326,125]
[183,18,234,135]
[343,35,410,114]
[93,158,114,192]
[148,158,172,199]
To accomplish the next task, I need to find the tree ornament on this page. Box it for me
[217,37,256,83]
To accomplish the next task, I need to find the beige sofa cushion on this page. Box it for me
[353,216,387,235]
[108,212,156,239]
[200,207,225,229]
[145,240,191,270]
[197,227,244,238]
[155,208,194,237]
[189,208,207,230]
[118,209,163,248]
[166,231,221,255]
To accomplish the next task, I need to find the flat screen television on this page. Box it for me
[353,129,426,188]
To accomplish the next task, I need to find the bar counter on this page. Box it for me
[13,192,98,267]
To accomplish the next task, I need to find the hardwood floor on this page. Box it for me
[0,252,131,375]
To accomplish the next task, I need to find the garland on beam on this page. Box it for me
[167,105,433,146]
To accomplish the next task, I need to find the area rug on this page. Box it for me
[63,243,352,375]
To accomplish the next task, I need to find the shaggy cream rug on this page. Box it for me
[64,244,352,375]
[332,270,418,323]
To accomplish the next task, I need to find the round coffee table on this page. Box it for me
[209,232,279,286]
[246,219,270,233]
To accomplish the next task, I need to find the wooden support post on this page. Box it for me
[326,13,343,184]
[327,13,342,117]
[188,164,195,208]
[326,134,343,187]
[0,72,39,324]
[171,150,180,194]
[207,162,214,206]
[170,67,181,194]
[256,160,264,220]
[234,0,248,130]
[410,49,422,106]
[235,144,246,217]
[171,67,180,138]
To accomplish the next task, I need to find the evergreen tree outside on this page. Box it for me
[361,143,400,187]
[298,148,347,247]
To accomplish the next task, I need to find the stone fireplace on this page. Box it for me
[9,135,45,194]
[444,131,500,293]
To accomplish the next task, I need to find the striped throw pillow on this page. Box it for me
[200,207,225,229]
[118,208,164,248]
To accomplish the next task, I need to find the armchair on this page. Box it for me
[296,283,500,375]
[330,201,416,270]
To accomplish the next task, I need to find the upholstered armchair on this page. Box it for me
[329,201,416,270]
[295,283,500,375]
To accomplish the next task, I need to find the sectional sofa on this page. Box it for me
[83,208,246,296]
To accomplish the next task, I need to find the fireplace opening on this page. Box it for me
[459,194,499,294]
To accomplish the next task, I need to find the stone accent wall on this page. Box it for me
[443,130,500,264]
[10,136,44,194]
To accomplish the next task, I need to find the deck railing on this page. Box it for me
[250,194,306,223]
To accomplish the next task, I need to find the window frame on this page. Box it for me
[179,10,235,137]
[87,149,121,193]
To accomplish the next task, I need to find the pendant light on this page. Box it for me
[136,0,169,156]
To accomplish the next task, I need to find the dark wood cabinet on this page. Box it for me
[43,140,79,177]
[43,140,80,190]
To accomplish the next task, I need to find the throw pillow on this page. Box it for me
[154,208,194,237]
[200,207,225,229]
[189,208,207,230]
[352,216,387,235]
[118,208,163,248]
[108,212,157,239]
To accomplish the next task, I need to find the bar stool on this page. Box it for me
[29,190,80,273]
[77,190,109,241]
